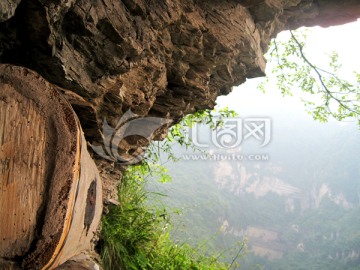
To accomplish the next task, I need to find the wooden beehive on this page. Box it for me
[0,64,102,269]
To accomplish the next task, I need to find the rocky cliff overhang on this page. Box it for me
[1,1,360,269]
[1,0,359,154]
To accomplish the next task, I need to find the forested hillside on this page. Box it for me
[148,106,360,270]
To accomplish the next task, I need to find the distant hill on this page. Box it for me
[148,110,360,269]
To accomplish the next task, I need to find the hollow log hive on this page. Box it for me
[0,65,102,269]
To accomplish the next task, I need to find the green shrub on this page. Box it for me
[99,165,235,270]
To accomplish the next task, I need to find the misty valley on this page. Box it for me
[148,109,360,270]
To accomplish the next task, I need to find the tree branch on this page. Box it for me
[289,30,359,116]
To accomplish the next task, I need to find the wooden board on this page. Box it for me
[0,84,47,259]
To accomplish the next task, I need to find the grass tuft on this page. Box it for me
[99,165,234,270]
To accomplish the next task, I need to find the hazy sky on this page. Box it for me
[216,20,360,120]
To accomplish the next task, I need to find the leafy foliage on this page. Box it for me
[260,29,360,124]
[99,164,243,270]
[99,106,244,270]
[147,108,237,164]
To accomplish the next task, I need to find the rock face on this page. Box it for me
[0,0,359,154]
[0,0,21,22]
[0,1,359,269]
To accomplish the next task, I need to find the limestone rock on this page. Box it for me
[0,1,358,157]
[54,254,102,270]
[0,0,21,22]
